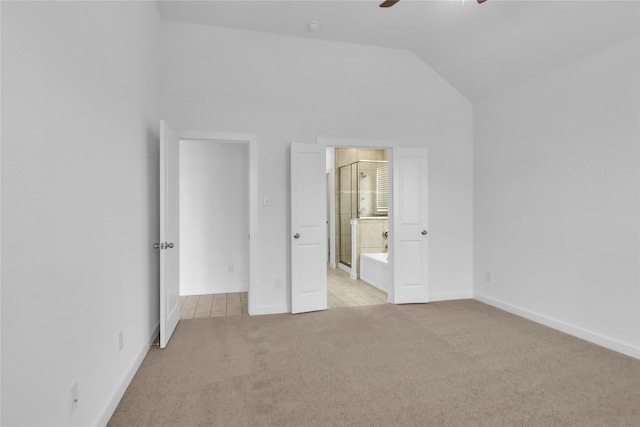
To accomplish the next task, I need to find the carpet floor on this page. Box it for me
[108,300,640,426]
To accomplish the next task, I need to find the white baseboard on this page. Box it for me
[337,263,351,274]
[249,304,289,316]
[180,283,249,296]
[95,323,160,426]
[429,291,473,302]
[474,293,640,360]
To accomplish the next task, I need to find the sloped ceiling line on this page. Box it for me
[156,0,640,101]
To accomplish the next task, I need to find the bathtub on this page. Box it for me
[360,253,390,292]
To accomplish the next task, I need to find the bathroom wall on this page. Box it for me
[335,148,389,275]
[359,219,388,255]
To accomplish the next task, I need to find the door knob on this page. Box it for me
[421,230,428,236]
[153,243,160,249]
[166,242,175,249]
[294,233,300,239]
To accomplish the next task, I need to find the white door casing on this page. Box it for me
[391,147,429,304]
[291,142,327,314]
[159,120,181,348]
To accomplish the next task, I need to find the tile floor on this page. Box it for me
[327,265,388,308]
[179,265,387,319]
[180,292,248,319]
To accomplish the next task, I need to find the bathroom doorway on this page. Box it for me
[327,147,390,308]
[291,140,429,314]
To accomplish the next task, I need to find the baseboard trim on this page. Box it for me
[95,323,160,426]
[249,304,288,316]
[474,293,640,360]
[337,263,351,274]
[180,284,249,296]
[430,291,474,302]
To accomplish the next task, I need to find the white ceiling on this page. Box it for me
[156,0,640,101]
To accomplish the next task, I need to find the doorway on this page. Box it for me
[290,140,429,314]
[178,138,250,320]
[327,147,390,308]
[160,124,257,347]
[179,139,249,297]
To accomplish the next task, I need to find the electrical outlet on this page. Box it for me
[263,196,274,207]
[485,272,492,283]
[275,279,282,288]
[118,331,124,351]
[69,382,79,414]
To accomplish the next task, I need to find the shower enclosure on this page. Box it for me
[337,160,388,268]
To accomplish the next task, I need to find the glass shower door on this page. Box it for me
[338,163,357,267]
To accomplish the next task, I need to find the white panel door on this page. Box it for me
[391,147,429,304]
[291,142,327,314]
[160,120,181,348]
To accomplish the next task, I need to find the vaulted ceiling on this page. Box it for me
[157,0,640,101]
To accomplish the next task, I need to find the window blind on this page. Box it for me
[376,164,389,214]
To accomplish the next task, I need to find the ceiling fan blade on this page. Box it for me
[379,0,400,8]
[380,0,485,7]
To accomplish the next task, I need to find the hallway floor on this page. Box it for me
[179,265,387,319]
[180,292,248,319]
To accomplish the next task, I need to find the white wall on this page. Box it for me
[1,2,161,425]
[474,36,640,358]
[160,22,474,313]
[179,140,249,295]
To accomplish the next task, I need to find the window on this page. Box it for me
[376,163,388,215]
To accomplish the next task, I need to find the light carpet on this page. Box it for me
[108,300,640,426]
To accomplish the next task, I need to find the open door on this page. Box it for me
[290,142,327,314]
[159,120,180,347]
[391,147,429,304]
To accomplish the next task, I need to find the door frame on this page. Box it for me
[326,171,333,267]
[175,129,258,314]
[317,137,397,304]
